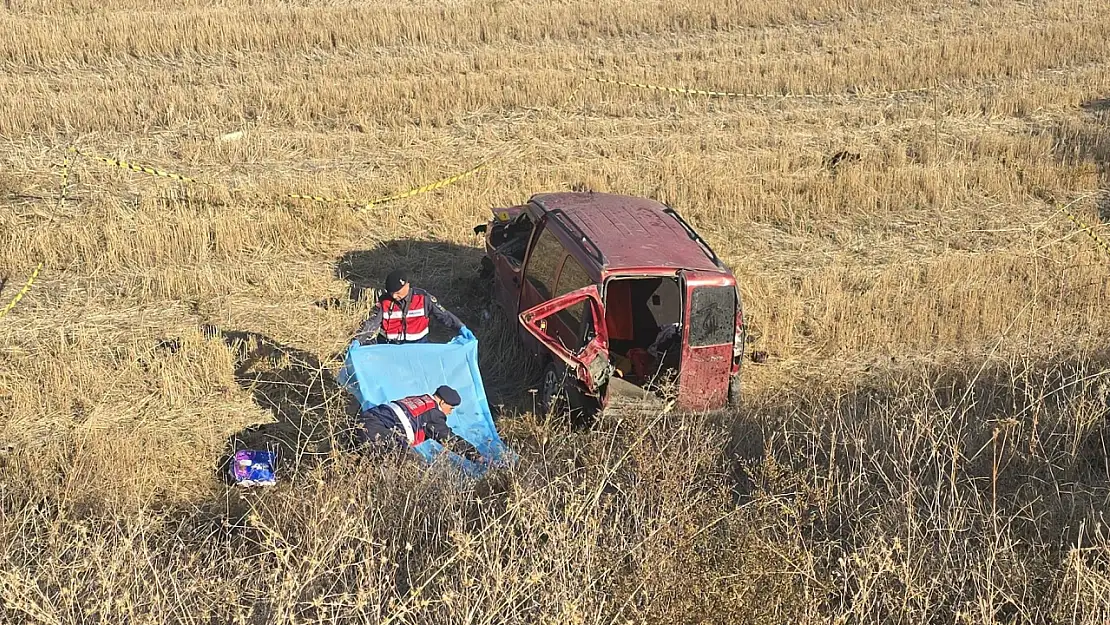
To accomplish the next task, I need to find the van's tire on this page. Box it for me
[539,361,569,417]
[728,375,742,409]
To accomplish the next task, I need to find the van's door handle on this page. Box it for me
[512,276,520,286]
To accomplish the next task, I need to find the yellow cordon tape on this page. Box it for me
[69,147,209,185]
[288,161,488,211]
[587,76,930,100]
[0,262,44,321]
[357,161,488,211]
[1058,203,1110,259]
[57,152,74,209]
[287,192,359,204]
[559,81,585,110]
[0,148,76,321]
[65,144,486,212]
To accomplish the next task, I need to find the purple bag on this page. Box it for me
[230,450,276,487]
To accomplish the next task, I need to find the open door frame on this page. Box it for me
[519,285,611,393]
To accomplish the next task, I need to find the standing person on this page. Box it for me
[357,385,482,462]
[353,268,470,345]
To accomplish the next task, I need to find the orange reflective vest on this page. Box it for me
[380,292,430,342]
[384,393,438,445]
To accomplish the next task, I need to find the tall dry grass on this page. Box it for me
[2,0,1110,622]
[3,351,1109,623]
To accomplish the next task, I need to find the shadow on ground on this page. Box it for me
[203,237,544,491]
[326,238,543,414]
[204,326,359,484]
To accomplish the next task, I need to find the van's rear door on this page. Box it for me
[677,275,736,411]
[520,286,611,393]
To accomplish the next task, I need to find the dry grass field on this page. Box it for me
[2,0,1110,622]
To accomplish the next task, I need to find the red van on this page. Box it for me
[475,192,746,416]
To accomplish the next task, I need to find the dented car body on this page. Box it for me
[475,192,745,414]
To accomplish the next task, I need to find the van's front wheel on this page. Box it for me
[539,362,569,417]
[539,361,600,428]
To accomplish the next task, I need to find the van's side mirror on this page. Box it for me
[473,223,488,235]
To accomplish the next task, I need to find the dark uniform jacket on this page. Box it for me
[358,393,480,461]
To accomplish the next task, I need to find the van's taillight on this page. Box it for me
[732,309,744,359]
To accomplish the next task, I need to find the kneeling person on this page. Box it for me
[357,385,481,462]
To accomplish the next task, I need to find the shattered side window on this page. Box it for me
[688,286,736,347]
[553,256,593,350]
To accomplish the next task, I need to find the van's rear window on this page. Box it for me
[689,286,736,347]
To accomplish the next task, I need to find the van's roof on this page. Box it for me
[529,192,728,275]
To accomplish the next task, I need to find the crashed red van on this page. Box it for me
[475,192,746,416]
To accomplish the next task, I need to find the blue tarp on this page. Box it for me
[337,333,515,477]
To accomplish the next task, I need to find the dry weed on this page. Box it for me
[2,0,1110,622]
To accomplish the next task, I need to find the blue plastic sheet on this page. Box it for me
[337,333,515,477]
